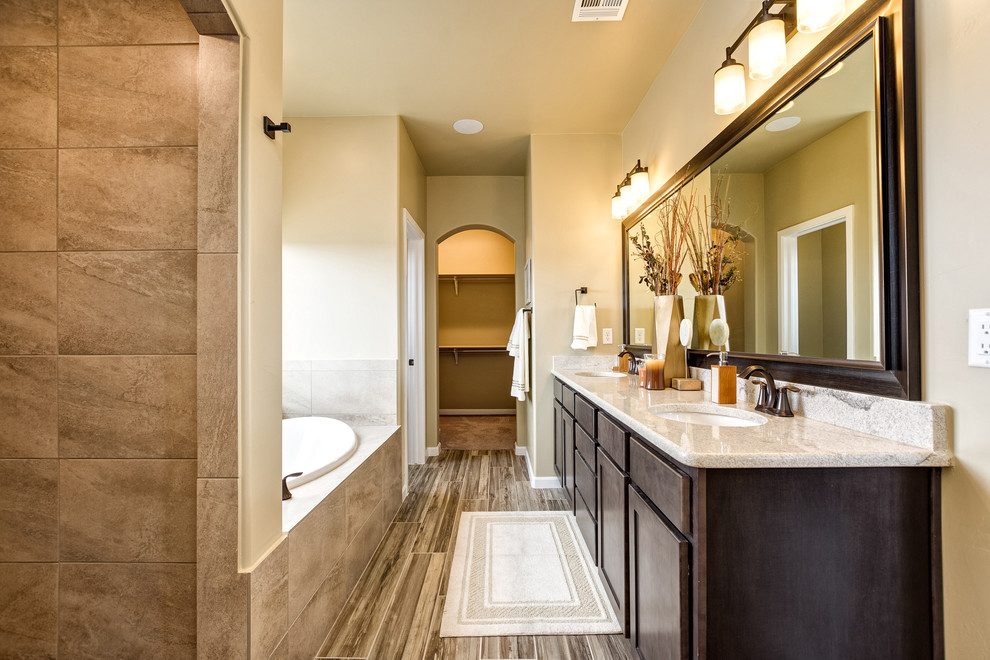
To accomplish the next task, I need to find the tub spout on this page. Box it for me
[282,472,303,501]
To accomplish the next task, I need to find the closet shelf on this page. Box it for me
[439,273,514,296]
[439,345,509,366]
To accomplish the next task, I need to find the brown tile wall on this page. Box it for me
[0,2,214,658]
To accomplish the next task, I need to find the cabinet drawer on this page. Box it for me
[561,385,576,413]
[574,394,596,437]
[597,413,628,471]
[554,378,563,403]
[575,489,598,564]
[574,448,597,513]
[574,422,596,470]
[629,436,691,535]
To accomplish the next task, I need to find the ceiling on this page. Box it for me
[282,0,705,176]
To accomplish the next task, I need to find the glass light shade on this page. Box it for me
[748,16,787,80]
[714,61,746,115]
[612,192,624,220]
[797,0,845,33]
[620,179,634,215]
[631,169,650,204]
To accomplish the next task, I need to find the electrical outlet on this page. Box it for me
[969,308,990,368]
[602,328,613,345]
[634,327,645,344]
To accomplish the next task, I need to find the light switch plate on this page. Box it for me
[634,328,645,344]
[969,308,990,368]
[602,328,613,345]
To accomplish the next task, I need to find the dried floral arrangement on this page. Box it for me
[684,174,741,295]
[628,191,695,296]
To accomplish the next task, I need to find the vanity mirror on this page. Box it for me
[622,0,919,399]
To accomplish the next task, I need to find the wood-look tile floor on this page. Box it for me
[316,449,636,660]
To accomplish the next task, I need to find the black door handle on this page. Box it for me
[408,359,415,366]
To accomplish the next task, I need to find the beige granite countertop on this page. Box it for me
[552,368,952,469]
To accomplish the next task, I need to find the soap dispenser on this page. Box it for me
[707,319,736,404]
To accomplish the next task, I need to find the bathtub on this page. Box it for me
[282,417,359,488]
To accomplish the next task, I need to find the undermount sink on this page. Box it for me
[574,371,628,378]
[649,404,767,428]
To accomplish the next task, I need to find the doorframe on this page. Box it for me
[403,209,426,465]
[777,205,855,358]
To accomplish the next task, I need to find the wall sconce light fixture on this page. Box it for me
[613,160,651,220]
[714,0,845,115]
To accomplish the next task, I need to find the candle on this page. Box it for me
[644,354,665,390]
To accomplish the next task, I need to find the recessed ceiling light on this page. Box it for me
[766,116,802,132]
[453,119,483,135]
[820,61,844,79]
[776,100,795,114]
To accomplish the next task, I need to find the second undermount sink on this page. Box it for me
[574,371,628,378]
[649,404,767,428]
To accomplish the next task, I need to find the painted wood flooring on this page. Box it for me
[316,449,636,660]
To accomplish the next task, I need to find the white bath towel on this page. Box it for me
[507,309,530,401]
[570,305,598,350]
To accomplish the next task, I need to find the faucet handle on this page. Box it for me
[773,385,801,417]
[753,379,770,412]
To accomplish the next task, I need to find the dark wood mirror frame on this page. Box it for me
[621,0,918,399]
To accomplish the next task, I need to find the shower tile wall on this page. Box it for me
[0,1,201,657]
[283,360,399,425]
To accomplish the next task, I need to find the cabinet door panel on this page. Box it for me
[574,488,597,564]
[598,448,629,635]
[629,485,689,660]
[563,410,575,507]
[553,400,562,478]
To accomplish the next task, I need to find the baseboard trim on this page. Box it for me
[439,409,517,416]
[426,446,440,457]
[514,446,562,489]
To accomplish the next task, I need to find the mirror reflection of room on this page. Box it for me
[626,35,881,362]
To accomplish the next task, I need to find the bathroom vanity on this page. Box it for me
[552,370,949,660]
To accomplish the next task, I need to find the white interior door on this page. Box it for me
[404,210,426,465]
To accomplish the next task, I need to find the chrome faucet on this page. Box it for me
[739,365,800,417]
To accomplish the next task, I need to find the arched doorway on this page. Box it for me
[436,229,517,450]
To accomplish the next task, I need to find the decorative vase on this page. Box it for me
[653,295,685,387]
[692,294,729,351]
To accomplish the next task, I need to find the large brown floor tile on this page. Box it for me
[198,35,240,253]
[287,563,347,660]
[59,0,199,45]
[0,357,57,458]
[0,149,57,251]
[58,147,197,250]
[288,488,346,622]
[0,47,56,148]
[197,478,248,659]
[59,459,196,562]
[58,251,196,355]
[58,355,197,458]
[59,562,196,658]
[0,0,57,46]
[197,253,238,477]
[0,459,58,561]
[59,45,198,148]
[0,252,57,354]
[0,563,57,659]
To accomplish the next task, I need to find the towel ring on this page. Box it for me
[574,287,596,307]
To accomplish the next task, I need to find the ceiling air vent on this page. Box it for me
[572,0,628,22]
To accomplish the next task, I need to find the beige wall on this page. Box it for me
[438,229,516,274]
[622,0,990,654]
[282,116,400,361]
[425,177,526,448]
[527,134,623,479]
[222,0,287,570]
[919,0,990,656]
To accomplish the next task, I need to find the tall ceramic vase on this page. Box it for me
[692,294,729,351]
[653,295,685,387]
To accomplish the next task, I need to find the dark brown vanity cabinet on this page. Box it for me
[550,378,942,660]
[552,383,575,507]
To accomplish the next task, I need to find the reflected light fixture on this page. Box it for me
[630,160,650,204]
[714,51,747,115]
[797,0,845,33]
[748,5,787,80]
[612,186,624,221]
